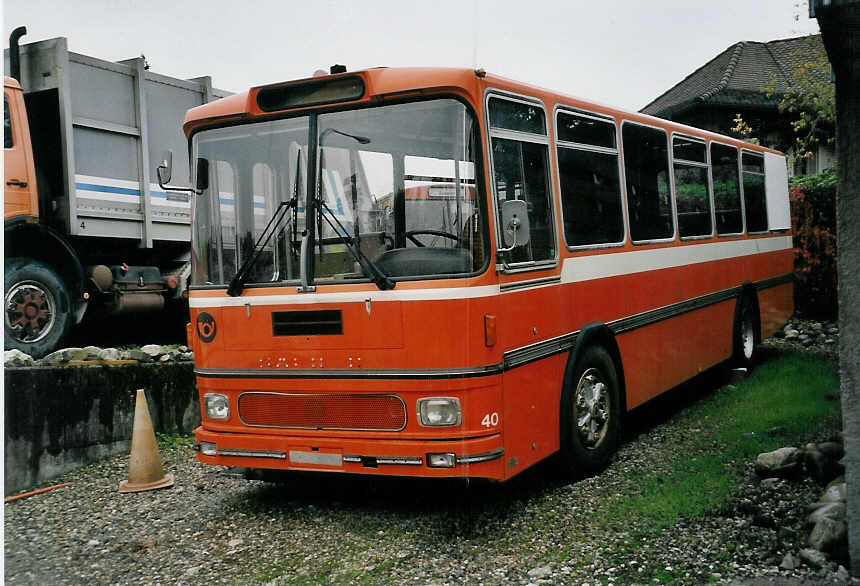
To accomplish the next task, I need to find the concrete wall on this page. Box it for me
[4,362,199,494]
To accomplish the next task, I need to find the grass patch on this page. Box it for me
[604,354,838,531]
[156,433,195,451]
[610,455,733,531]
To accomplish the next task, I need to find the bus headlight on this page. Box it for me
[417,397,461,427]
[204,393,230,420]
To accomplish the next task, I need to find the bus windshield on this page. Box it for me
[190,98,488,288]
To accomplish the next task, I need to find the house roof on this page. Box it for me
[640,35,827,118]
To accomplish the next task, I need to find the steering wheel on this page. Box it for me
[405,230,460,247]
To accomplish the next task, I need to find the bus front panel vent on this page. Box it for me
[272,309,343,336]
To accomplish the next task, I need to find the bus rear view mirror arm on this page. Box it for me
[498,199,530,252]
[156,150,208,195]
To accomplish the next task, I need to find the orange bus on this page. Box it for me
[179,67,793,481]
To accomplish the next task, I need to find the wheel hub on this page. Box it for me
[5,281,56,343]
[575,369,610,449]
[742,317,754,359]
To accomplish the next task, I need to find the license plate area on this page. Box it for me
[289,449,343,467]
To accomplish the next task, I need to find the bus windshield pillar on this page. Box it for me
[393,153,406,248]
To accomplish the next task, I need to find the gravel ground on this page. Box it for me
[5,342,856,586]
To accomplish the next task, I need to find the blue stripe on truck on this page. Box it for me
[77,183,175,200]
[76,182,140,196]
[77,182,264,208]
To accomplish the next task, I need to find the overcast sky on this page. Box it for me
[4,0,820,112]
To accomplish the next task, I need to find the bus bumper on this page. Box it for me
[193,427,506,480]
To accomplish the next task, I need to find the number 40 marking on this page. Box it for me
[481,412,499,427]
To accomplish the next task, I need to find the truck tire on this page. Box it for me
[4,257,72,358]
[560,345,621,476]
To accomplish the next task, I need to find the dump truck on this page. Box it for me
[4,28,229,357]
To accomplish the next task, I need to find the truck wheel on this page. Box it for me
[733,294,759,369]
[560,345,620,476]
[4,257,71,358]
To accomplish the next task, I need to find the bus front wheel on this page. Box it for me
[560,345,620,476]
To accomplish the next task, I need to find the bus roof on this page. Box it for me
[183,66,783,155]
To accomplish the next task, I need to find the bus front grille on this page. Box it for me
[237,392,407,431]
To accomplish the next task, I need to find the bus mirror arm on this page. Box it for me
[156,150,207,195]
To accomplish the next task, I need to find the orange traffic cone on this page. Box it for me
[119,389,174,493]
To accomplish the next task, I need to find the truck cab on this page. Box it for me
[4,77,38,220]
[5,75,84,357]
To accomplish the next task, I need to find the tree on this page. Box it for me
[762,35,835,163]
[730,35,835,164]
[812,0,860,577]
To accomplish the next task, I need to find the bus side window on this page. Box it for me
[672,136,712,238]
[742,152,767,233]
[711,143,743,235]
[556,111,623,247]
[488,97,555,264]
[622,123,674,242]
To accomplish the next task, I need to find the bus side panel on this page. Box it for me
[616,319,682,410]
[498,281,569,358]
[666,300,735,386]
[501,354,566,480]
[758,282,794,340]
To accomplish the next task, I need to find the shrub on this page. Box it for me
[790,168,837,318]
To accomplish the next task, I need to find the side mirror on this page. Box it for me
[195,157,209,192]
[157,150,173,185]
[156,150,206,195]
[499,199,530,250]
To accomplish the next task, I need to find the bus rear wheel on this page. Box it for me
[560,345,620,476]
[733,294,759,369]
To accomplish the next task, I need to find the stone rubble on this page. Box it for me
[755,447,803,478]
[4,344,193,367]
[770,317,839,361]
[754,428,852,579]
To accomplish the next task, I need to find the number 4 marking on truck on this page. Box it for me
[481,412,499,427]
[80,221,86,229]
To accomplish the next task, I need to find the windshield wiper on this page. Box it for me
[227,198,296,297]
[317,199,395,291]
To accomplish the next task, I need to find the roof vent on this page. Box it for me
[330,64,347,74]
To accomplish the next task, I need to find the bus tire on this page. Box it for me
[560,345,620,476]
[4,257,72,358]
[733,293,759,369]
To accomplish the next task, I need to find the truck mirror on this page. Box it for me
[500,199,530,249]
[195,158,209,192]
[157,150,173,185]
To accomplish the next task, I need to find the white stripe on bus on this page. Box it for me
[560,236,792,283]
